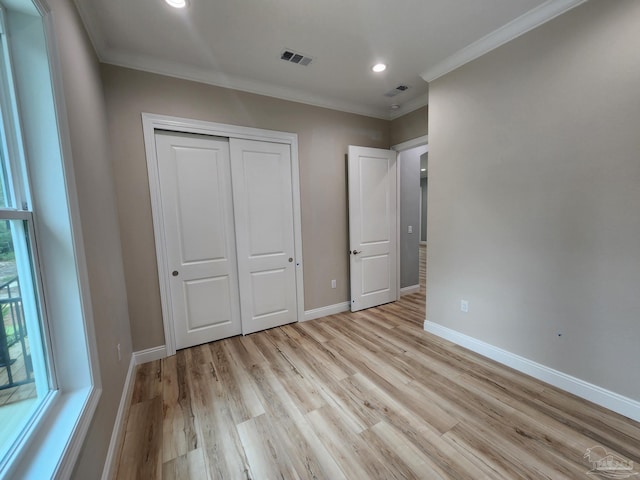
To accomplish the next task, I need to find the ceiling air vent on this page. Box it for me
[384,85,410,97]
[281,49,313,66]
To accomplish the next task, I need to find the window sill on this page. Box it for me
[3,385,101,479]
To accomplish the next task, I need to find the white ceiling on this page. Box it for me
[73,0,584,119]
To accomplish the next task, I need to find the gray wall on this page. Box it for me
[390,106,428,146]
[399,148,422,288]
[420,177,428,242]
[100,65,389,351]
[43,0,133,478]
[428,0,640,401]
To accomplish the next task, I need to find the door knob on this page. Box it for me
[172,270,179,276]
[288,257,293,262]
[352,250,362,255]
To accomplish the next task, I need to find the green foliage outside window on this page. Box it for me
[0,220,13,261]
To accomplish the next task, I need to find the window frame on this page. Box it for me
[0,0,102,478]
[0,9,27,212]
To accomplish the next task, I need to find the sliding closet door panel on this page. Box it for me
[156,132,241,349]
[230,139,298,334]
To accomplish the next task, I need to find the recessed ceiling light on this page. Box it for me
[372,63,387,73]
[165,0,187,8]
[390,104,400,110]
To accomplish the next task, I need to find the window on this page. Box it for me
[0,0,101,478]
[0,2,53,467]
[0,218,51,456]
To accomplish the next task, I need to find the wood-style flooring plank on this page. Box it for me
[236,414,300,480]
[236,344,345,479]
[162,354,197,463]
[219,339,266,420]
[184,346,251,480]
[116,397,163,480]
[250,331,326,415]
[305,406,399,480]
[206,341,262,425]
[161,449,208,480]
[130,360,162,404]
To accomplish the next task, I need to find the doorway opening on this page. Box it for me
[392,135,428,310]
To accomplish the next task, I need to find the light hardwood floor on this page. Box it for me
[116,246,640,479]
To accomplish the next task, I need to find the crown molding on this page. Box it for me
[74,0,393,120]
[391,135,428,152]
[101,49,395,120]
[73,0,424,121]
[72,0,107,60]
[420,0,588,83]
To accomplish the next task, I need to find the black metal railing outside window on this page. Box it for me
[0,276,33,390]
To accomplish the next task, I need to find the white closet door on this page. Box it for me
[155,132,241,349]
[230,139,298,335]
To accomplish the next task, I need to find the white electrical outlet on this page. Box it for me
[331,279,336,289]
[460,300,469,313]
[408,225,413,234]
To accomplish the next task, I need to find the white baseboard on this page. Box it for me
[303,302,350,322]
[423,320,640,423]
[400,284,420,296]
[101,356,136,480]
[132,345,167,365]
[101,345,167,479]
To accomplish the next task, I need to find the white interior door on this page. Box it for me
[155,132,242,349]
[348,145,398,312]
[230,138,298,334]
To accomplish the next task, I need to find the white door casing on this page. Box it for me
[348,145,398,312]
[391,135,429,296]
[155,132,242,349]
[230,139,298,334]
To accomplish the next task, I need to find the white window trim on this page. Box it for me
[1,0,102,478]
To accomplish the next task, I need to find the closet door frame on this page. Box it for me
[142,113,305,357]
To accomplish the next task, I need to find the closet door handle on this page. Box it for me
[172,270,179,277]
[288,257,293,263]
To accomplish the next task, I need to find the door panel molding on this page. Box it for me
[143,113,305,356]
